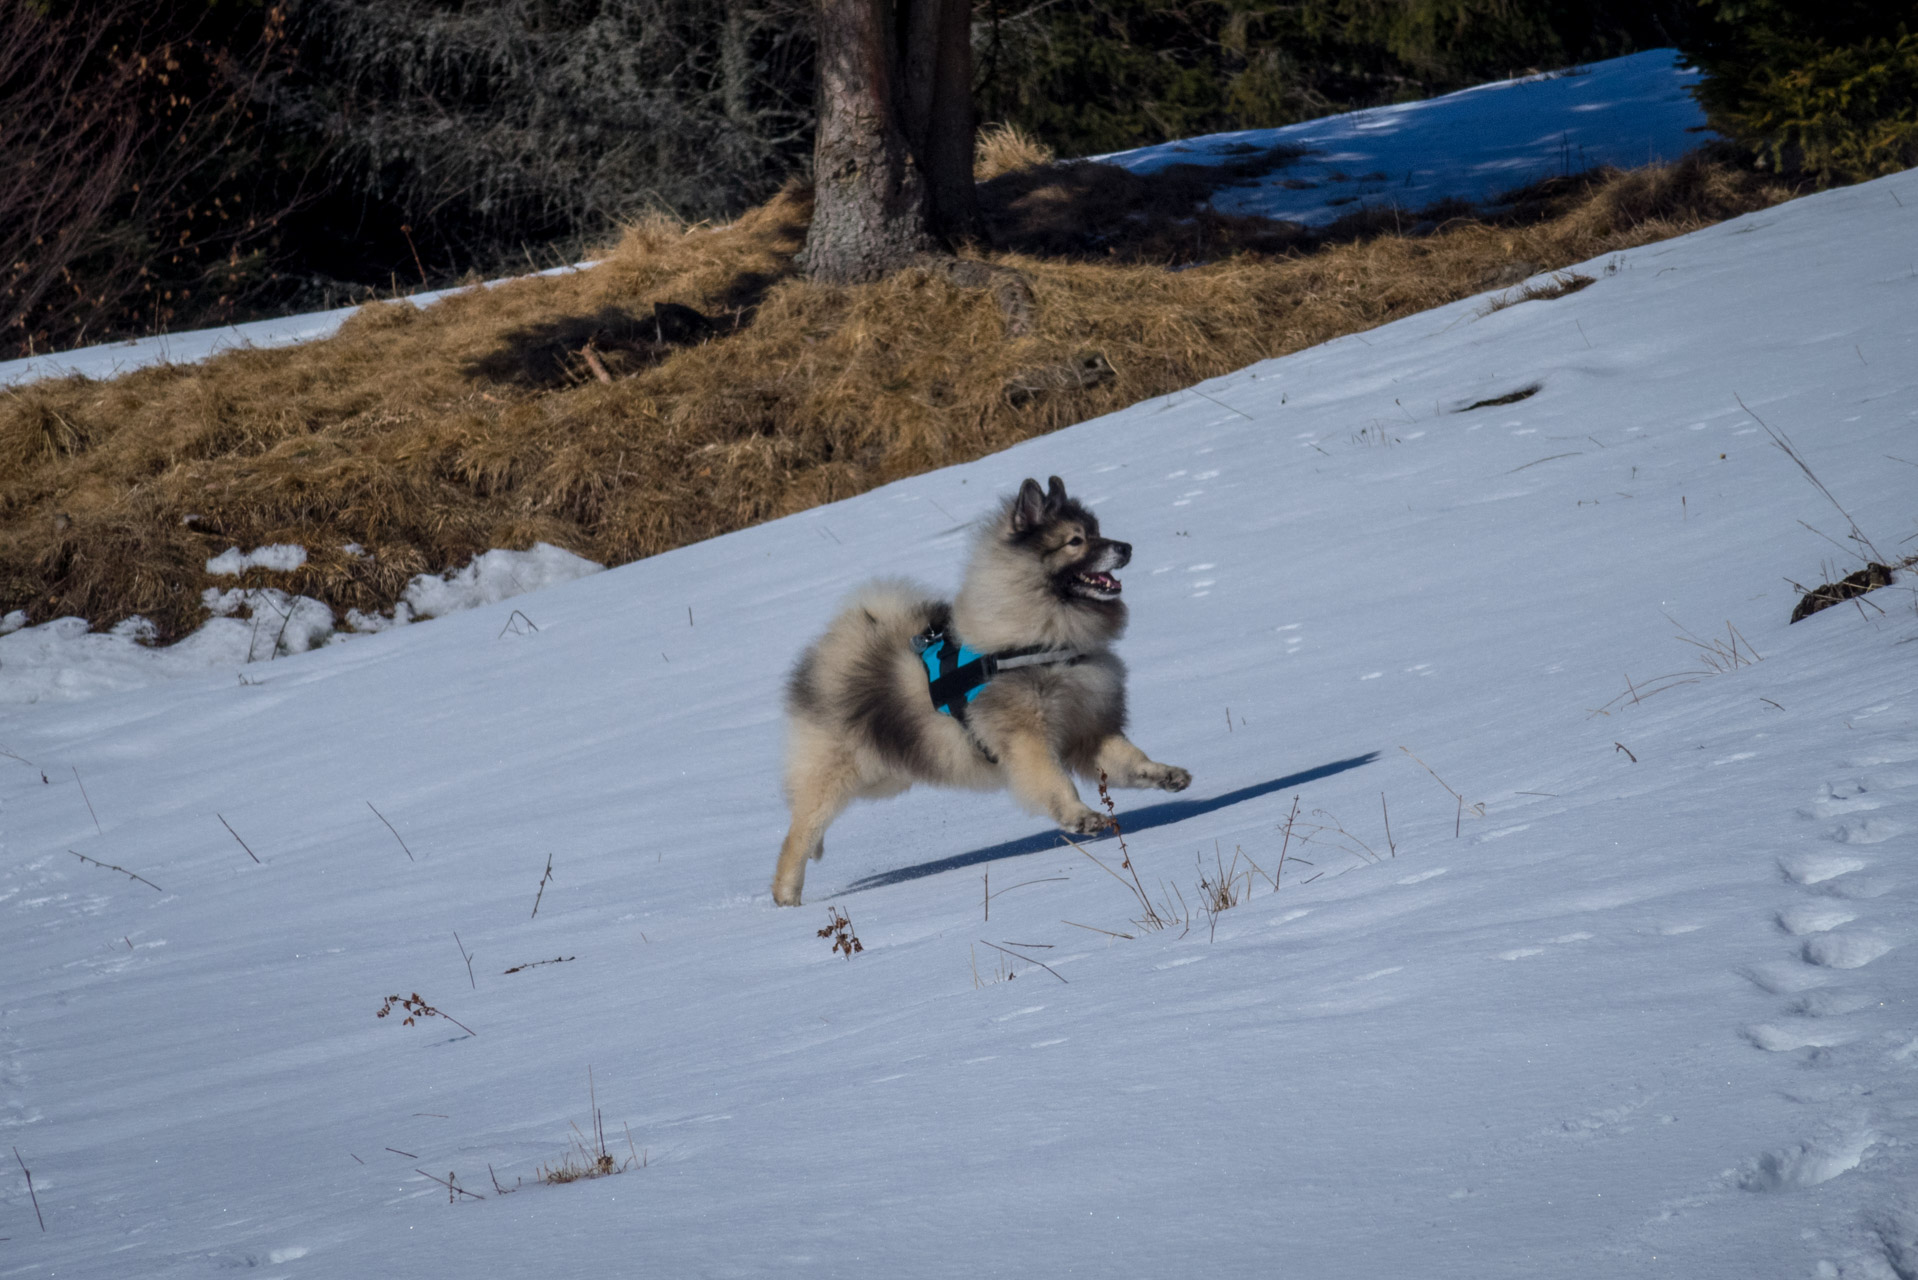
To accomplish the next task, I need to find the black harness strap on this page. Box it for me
[914,628,1083,762]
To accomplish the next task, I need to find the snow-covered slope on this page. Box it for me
[3,167,1915,1278]
[1095,48,1708,224]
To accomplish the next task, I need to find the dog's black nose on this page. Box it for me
[1107,540,1132,568]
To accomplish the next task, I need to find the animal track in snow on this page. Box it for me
[1742,960,1835,995]
[1738,1128,1876,1192]
[1784,989,1875,1017]
[1801,932,1896,970]
[1778,903,1858,935]
[1780,853,1866,885]
[1806,778,1894,817]
[1745,1023,1858,1052]
[1810,872,1894,900]
[1828,818,1905,845]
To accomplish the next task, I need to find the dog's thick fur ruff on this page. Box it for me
[771,476,1190,906]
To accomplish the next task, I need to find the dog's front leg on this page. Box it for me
[771,770,858,907]
[1093,734,1192,793]
[999,732,1113,834]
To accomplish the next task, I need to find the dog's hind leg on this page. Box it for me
[999,732,1112,835]
[1091,734,1191,793]
[771,754,860,907]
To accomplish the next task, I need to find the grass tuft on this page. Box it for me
[974,123,1054,181]
[539,1068,640,1185]
[0,158,1788,641]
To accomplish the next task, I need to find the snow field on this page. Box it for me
[1095,48,1709,225]
[3,154,1917,1277]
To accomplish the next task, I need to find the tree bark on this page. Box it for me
[800,0,977,284]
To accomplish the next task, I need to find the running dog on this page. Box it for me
[771,476,1190,906]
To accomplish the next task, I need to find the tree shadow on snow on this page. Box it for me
[837,750,1380,894]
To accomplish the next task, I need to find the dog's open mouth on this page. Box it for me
[1072,570,1123,600]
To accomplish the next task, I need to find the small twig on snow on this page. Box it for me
[530,853,554,919]
[68,850,161,893]
[14,1147,44,1232]
[217,813,262,863]
[454,932,475,989]
[498,609,539,638]
[502,956,574,974]
[416,1168,485,1202]
[1061,919,1135,940]
[368,801,415,861]
[1275,795,1301,889]
[978,939,1067,983]
[71,766,101,834]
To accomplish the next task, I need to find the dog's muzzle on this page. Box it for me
[1070,539,1129,600]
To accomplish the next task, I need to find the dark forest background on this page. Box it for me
[4,0,1912,359]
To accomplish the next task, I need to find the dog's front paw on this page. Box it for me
[1060,807,1116,836]
[1155,764,1192,793]
[771,879,804,907]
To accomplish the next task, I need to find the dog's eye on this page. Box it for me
[1067,536,1084,547]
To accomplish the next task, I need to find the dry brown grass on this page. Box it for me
[974,123,1054,181]
[0,156,1787,641]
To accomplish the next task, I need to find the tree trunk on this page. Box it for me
[800,0,977,283]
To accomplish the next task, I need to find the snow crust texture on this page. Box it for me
[2,116,1917,1280]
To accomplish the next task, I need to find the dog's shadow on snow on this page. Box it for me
[837,751,1380,894]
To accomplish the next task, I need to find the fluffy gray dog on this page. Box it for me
[771,476,1190,906]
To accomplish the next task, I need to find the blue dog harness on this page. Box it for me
[913,629,1083,723]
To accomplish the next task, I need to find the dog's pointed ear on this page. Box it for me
[1045,476,1068,511]
[1012,478,1048,533]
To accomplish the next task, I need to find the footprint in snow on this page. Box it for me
[1777,902,1858,935]
[1810,871,1895,900]
[1737,1127,1877,1192]
[1741,959,1835,995]
[1779,852,1866,885]
[1744,1023,1858,1052]
[1801,931,1897,970]
[1828,817,1905,845]
[1784,989,1876,1017]
[1806,778,1889,817]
